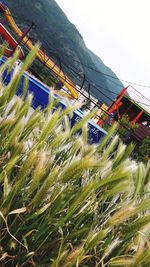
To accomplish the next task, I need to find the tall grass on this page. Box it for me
[0,48,150,267]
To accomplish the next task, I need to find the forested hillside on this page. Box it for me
[2,0,124,104]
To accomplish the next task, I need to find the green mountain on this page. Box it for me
[2,0,124,104]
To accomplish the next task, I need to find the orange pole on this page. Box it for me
[131,110,143,124]
[108,86,128,114]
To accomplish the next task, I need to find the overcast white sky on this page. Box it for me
[55,0,150,100]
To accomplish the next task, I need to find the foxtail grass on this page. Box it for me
[0,48,150,267]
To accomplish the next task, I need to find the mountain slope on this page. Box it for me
[2,0,124,104]
[89,50,124,99]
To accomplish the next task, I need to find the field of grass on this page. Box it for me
[0,47,150,267]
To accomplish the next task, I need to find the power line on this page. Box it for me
[35,38,120,102]
[53,55,117,98]
[3,25,149,112]
[32,40,150,112]
[3,10,149,100]
[0,6,149,134]
[33,27,150,90]
[1,10,150,117]
[2,8,150,92]
[33,29,150,108]
[43,47,150,110]
[47,46,150,89]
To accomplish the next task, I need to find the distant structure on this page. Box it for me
[96,85,150,146]
[97,85,150,126]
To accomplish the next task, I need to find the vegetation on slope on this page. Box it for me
[0,48,150,267]
[3,0,124,104]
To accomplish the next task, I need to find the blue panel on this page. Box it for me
[0,57,107,144]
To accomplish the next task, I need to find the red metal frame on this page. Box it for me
[97,85,149,126]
